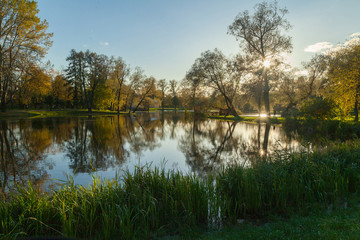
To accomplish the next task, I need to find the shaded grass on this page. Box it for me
[0,141,360,239]
[200,198,360,240]
[0,110,38,119]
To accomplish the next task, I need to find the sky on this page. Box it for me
[36,0,360,80]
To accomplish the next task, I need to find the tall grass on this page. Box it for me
[1,141,359,239]
[217,141,360,222]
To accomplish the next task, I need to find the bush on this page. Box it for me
[300,97,336,120]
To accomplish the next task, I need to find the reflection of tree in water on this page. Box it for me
[178,120,297,175]
[179,120,240,174]
[0,120,52,194]
[66,118,91,173]
[65,114,166,173]
[66,117,128,173]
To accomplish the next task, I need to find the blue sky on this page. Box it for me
[37,0,360,80]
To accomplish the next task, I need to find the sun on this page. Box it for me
[263,60,270,67]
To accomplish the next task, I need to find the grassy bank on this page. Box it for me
[1,141,360,239]
[0,109,131,119]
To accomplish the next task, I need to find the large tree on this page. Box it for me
[228,1,292,116]
[17,63,51,108]
[108,57,130,113]
[277,55,328,116]
[187,49,244,118]
[132,76,156,112]
[0,0,53,112]
[124,67,143,113]
[51,74,72,108]
[328,40,360,121]
[184,67,204,112]
[66,50,110,112]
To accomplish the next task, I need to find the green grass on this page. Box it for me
[0,141,359,239]
[200,200,360,240]
[0,109,131,119]
[0,110,38,119]
[28,109,130,118]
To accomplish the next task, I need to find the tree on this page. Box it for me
[17,64,51,108]
[124,67,143,113]
[277,55,328,117]
[65,50,87,108]
[241,72,263,114]
[0,0,53,112]
[328,41,360,121]
[51,74,72,108]
[86,52,110,112]
[300,97,335,120]
[157,79,167,111]
[169,80,180,110]
[132,76,156,112]
[186,49,244,118]
[108,57,130,113]
[184,66,205,112]
[65,50,110,112]
[228,1,292,116]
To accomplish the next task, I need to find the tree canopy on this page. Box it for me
[228,1,292,115]
[0,0,53,111]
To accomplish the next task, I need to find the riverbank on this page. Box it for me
[1,140,359,239]
[0,109,131,119]
[0,109,282,124]
[208,114,284,124]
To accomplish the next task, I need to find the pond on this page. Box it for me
[0,112,305,192]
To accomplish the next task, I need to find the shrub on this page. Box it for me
[300,97,336,120]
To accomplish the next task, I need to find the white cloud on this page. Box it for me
[304,42,333,53]
[350,32,360,38]
[100,41,109,46]
[82,44,88,48]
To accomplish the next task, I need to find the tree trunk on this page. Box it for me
[87,94,93,113]
[263,70,270,116]
[117,90,121,114]
[223,94,239,118]
[1,95,6,113]
[355,99,358,122]
[117,82,123,114]
[132,95,146,113]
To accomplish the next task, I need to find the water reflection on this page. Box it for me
[0,113,303,190]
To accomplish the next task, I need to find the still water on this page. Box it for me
[0,112,303,191]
